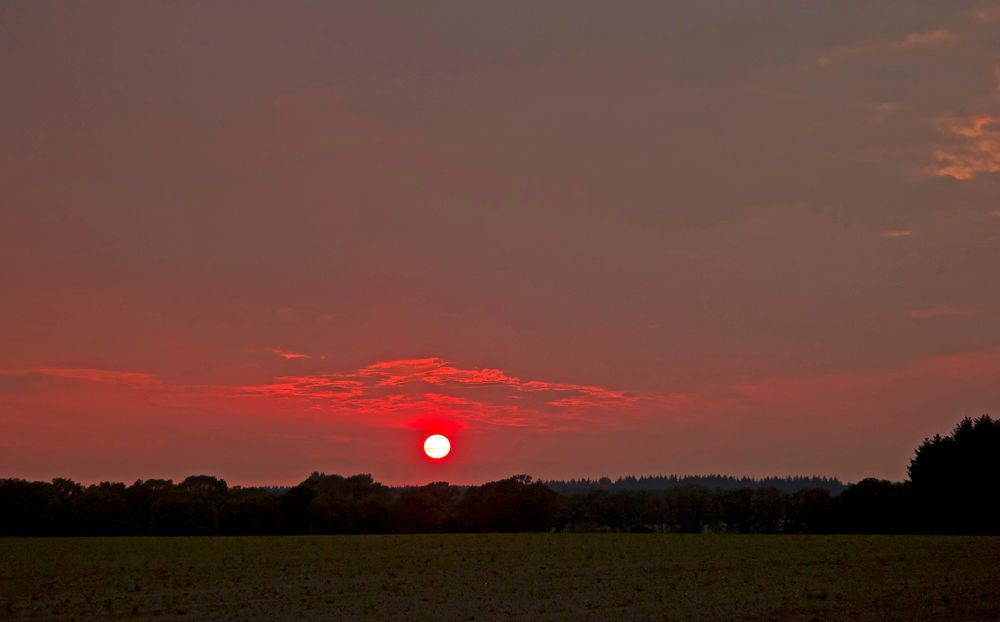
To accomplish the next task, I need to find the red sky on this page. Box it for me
[2,2,999,485]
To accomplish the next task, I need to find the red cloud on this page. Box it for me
[233,357,667,429]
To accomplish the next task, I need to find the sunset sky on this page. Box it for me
[2,1,999,486]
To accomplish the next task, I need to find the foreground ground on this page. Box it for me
[2,534,999,621]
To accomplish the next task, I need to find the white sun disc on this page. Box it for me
[423,434,451,459]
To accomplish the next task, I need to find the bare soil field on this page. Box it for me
[2,534,999,621]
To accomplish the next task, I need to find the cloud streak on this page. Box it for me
[893,29,959,50]
[0,367,162,387]
[816,29,959,67]
[267,348,311,360]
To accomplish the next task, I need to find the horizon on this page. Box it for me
[3,2,999,486]
[7,470,850,490]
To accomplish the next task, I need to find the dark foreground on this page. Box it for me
[2,534,999,621]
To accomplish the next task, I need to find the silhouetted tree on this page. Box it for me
[392,482,459,533]
[0,480,55,536]
[127,479,174,535]
[179,475,228,496]
[277,484,314,534]
[457,475,559,532]
[834,479,910,534]
[908,414,1000,534]
[220,491,281,535]
[73,482,131,535]
[297,473,391,534]
[788,488,833,533]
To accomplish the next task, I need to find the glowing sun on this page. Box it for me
[423,434,451,459]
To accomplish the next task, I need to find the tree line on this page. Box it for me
[542,475,845,496]
[1,415,996,536]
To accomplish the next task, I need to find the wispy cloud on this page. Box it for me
[816,29,958,67]
[0,367,162,387]
[893,29,959,50]
[972,4,1000,23]
[267,348,311,360]
[882,230,913,238]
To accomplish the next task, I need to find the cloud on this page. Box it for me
[909,305,986,319]
[882,230,913,238]
[0,367,162,387]
[267,348,310,360]
[816,29,958,67]
[868,102,899,124]
[931,114,1000,180]
[0,359,692,432]
[972,4,1000,23]
[893,29,959,50]
[232,357,672,429]
[926,64,1000,180]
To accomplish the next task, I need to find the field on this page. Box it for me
[2,534,999,621]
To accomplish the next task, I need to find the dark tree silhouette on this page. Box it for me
[296,472,392,534]
[834,479,909,534]
[908,414,1000,534]
[457,475,559,532]
[544,474,845,495]
[72,482,130,535]
[393,482,460,533]
[220,490,281,535]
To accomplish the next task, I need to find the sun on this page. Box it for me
[423,434,451,459]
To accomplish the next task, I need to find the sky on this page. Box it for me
[2,1,999,486]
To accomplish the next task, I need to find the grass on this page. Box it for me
[2,534,999,621]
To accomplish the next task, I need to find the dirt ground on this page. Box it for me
[3,534,999,621]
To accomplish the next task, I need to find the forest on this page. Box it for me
[1,415,997,536]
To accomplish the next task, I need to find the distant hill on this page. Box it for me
[542,475,847,495]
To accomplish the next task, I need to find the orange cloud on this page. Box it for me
[932,115,1000,180]
[882,230,912,238]
[893,29,959,49]
[268,348,310,360]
